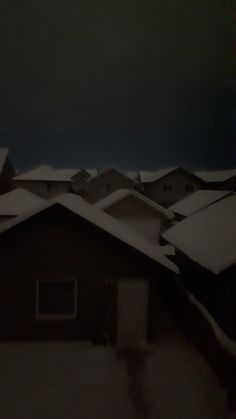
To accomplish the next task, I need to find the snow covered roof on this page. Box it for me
[139,167,179,183]
[126,171,139,181]
[0,193,179,273]
[14,165,80,182]
[0,148,9,174]
[84,169,98,177]
[169,190,231,217]
[95,189,174,220]
[88,168,137,184]
[163,195,236,274]
[196,169,236,183]
[0,188,45,216]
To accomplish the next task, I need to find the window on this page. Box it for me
[164,184,172,192]
[186,184,194,193]
[106,184,112,193]
[47,182,53,192]
[36,279,77,320]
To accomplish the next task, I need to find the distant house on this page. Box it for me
[169,190,232,220]
[86,168,137,203]
[0,188,45,224]
[196,169,236,192]
[14,165,81,198]
[0,193,178,343]
[163,195,236,339]
[0,148,16,194]
[71,169,98,197]
[140,167,204,207]
[96,189,174,244]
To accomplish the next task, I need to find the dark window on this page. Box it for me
[164,184,168,192]
[106,184,112,193]
[186,185,190,192]
[47,183,53,192]
[168,185,172,191]
[37,280,77,319]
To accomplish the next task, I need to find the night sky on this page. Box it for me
[0,0,234,170]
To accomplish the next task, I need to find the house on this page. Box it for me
[140,167,204,207]
[71,168,98,197]
[0,188,45,224]
[0,193,178,343]
[196,169,236,192]
[0,148,16,194]
[86,168,138,203]
[95,188,175,244]
[162,195,236,339]
[169,190,232,220]
[13,165,81,198]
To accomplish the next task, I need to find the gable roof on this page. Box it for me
[196,169,236,183]
[14,165,80,182]
[0,193,179,274]
[163,195,236,274]
[139,166,201,184]
[0,188,45,216]
[95,189,174,219]
[169,190,231,217]
[88,168,137,184]
[139,167,179,183]
[0,148,9,174]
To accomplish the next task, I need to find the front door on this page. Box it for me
[117,279,149,347]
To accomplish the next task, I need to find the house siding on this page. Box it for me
[143,169,203,206]
[0,205,166,341]
[14,180,72,199]
[87,171,136,203]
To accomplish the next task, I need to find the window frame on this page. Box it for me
[36,278,78,321]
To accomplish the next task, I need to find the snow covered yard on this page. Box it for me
[0,342,134,419]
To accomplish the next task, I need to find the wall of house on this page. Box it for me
[143,170,202,207]
[0,205,165,341]
[15,180,72,199]
[0,157,16,194]
[105,196,169,244]
[87,171,136,203]
[71,172,91,195]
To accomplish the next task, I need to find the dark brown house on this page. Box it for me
[163,194,236,340]
[0,148,16,194]
[0,193,178,343]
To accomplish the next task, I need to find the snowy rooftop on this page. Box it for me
[0,189,45,216]
[0,193,179,273]
[169,190,231,217]
[139,167,177,183]
[89,168,137,184]
[0,148,9,174]
[95,189,174,219]
[14,165,80,182]
[196,169,236,183]
[163,195,236,274]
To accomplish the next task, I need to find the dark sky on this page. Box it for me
[0,0,234,170]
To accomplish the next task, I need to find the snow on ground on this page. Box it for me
[0,342,134,419]
[145,299,229,419]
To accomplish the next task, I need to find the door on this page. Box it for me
[117,279,149,347]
